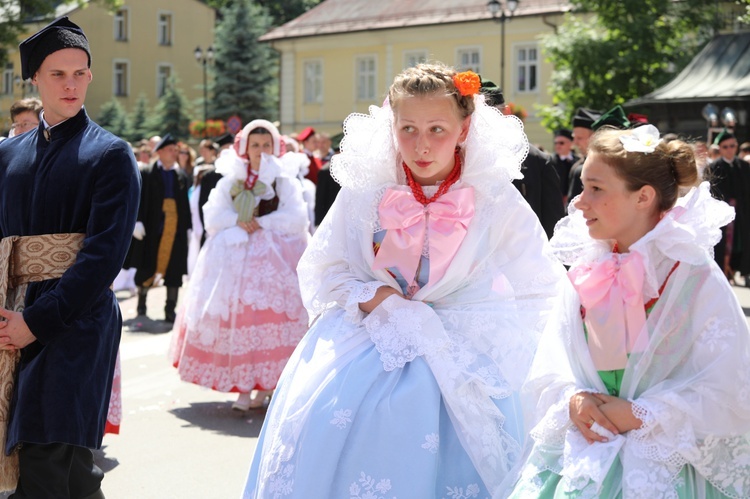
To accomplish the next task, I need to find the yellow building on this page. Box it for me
[261,0,572,147]
[0,0,215,134]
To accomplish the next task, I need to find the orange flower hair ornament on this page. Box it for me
[453,71,481,97]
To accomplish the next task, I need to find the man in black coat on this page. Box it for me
[0,17,140,497]
[126,133,191,322]
[551,128,579,204]
[705,129,750,282]
[480,81,565,238]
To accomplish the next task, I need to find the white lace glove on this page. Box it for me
[133,221,146,240]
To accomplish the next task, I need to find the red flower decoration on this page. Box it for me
[453,71,481,97]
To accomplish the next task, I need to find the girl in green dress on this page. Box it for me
[510,125,750,498]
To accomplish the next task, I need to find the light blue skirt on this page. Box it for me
[243,310,525,498]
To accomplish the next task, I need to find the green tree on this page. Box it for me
[538,0,719,132]
[125,94,151,143]
[97,98,128,138]
[204,0,322,26]
[210,0,277,123]
[0,0,121,69]
[145,76,192,140]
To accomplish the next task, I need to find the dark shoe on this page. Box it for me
[164,310,176,323]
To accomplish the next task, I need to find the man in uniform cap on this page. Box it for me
[479,79,565,238]
[0,16,140,498]
[566,106,602,202]
[214,132,234,151]
[297,126,322,184]
[125,132,191,323]
[706,129,750,282]
[591,105,631,131]
[551,128,578,203]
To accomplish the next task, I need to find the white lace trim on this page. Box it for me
[363,294,448,371]
[344,280,387,324]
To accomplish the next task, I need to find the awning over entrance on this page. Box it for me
[627,32,750,106]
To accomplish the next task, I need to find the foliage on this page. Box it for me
[0,0,121,69]
[210,0,278,123]
[538,0,720,132]
[203,0,323,26]
[144,75,193,141]
[737,0,750,25]
[97,98,127,137]
[124,94,150,143]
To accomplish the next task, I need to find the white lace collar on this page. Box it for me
[328,95,530,232]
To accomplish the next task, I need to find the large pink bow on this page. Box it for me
[568,252,648,371]
[373,186,475,288]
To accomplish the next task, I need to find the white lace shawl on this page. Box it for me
[205,151,309,240]
[288,97,565,496]
[518,183,750,498]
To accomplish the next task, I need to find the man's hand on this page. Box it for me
[0,308,36,350]
[133,221,146,240]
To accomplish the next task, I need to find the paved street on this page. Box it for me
[97,285,264,499]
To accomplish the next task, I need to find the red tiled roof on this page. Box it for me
[260,0,572,41]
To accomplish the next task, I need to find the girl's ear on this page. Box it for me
[458,115,471,143]
[637,184,658,212]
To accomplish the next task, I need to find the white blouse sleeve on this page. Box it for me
[203,176,239,237]
[297,189,390,322]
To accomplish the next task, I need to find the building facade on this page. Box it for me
[0,0,215,135]
[261,0,572,147]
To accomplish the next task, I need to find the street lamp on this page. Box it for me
[487,0,520,92]
[194,45,214,124]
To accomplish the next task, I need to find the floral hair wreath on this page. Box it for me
[453,71,481,97]
[619,124,662,154]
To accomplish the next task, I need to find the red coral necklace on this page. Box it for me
[402,149,462,205]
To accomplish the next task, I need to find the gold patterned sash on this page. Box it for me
[0,233,84,491]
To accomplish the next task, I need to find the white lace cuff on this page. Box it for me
[630,399,654,431]
[343,280,387,323]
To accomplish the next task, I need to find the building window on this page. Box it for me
[114,8,128,41]
[303,60,322,104]
[356,56,376,101]
[3,65,13,96]
[157,65,172,97]
[114,61,129,97]
[404,50,427,69]
[517,45,538,93]
[158,13,172,46]
[456,47,481,73]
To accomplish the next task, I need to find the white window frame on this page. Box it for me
[157,12,173,46]
[355,55,377,101]
[156,64,172,97]
[403,50,428,69]
[455,46,482,73]
[113,7,129,42]
[516,44,539,94]
[113,59,129,97]
[3,66,13,96]
[303,59,323,104]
